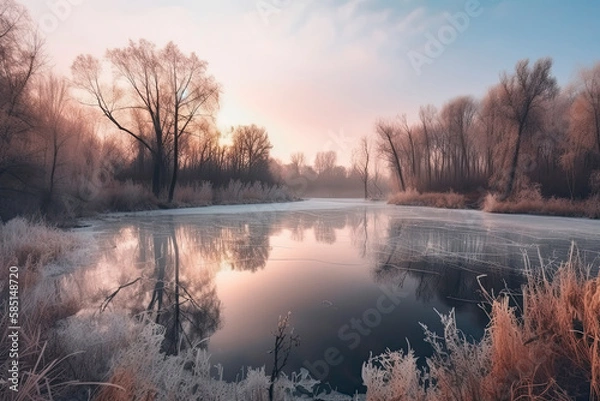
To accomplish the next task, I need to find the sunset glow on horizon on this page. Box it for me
[19,0,600,166]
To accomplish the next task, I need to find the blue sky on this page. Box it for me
[20,0,600,165]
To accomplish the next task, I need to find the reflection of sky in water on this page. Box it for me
[70,200,600,395]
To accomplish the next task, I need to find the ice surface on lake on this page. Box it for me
[68,199,600,395]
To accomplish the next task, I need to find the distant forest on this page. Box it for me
[375,58,600,202]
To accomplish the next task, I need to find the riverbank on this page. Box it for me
[363,246,600,400]
[389,189,600,219]
[45,180,298,228]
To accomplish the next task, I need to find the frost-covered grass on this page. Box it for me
[388,189,466,209]
[173,181,214,206]
[389,187,600,218]
[81,180,295,214]
[0,218,88,400]
[362,248,600,400]
[483,191,600,219]
[215,180,295,205]
[0,217,82,273]
[92,318,357,401]
[92,180,158,212]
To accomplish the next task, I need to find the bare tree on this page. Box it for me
[560,63,600,197]
[477,86,507,179]
[164,43,220,202]
[376,119,406,191]
[419,105,437,186]
[268,312,300,401]
[229,124,272,180]
[290,152,305,176]
[314,151,337,175]
[568,63,600,154]
[352,136,371,199]
[440,96,477,183]
[498,58,557,199]
[399,114,418,182]
[71,39,219,199]
[33,75,71,211]
[0,0,42,212]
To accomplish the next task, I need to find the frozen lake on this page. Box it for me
[72,199,600,395]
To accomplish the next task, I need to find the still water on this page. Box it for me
[75,199,600,395]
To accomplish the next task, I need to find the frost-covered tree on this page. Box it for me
[71,39,220,199]
[498,58,557,199]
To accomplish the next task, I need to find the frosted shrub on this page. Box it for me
[517,185,543,202]
[0,219,87,400]
[174,181,213,206]
[364,251,600,400]
[0,217,81,274]
[243,181,267,201]
[362,348,426,401]
[52,310,142,381]
[362,310,489,401]
[96,180,157,212]
[483,191,600,218]
[585,194,600,218]
[96,320,268,400]
[421,310,490,401]
[217,180,244,203]
[96,319,357,401]
[216,180,294,204]
[389,190,466,209]
[481,193,498,212]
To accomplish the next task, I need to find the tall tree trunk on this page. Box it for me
[387,137,405,191]
[423,127,432,186]
[152,152,162,198]
[168,117,179,203]
[42,133,59,214]
[503,124,525,200]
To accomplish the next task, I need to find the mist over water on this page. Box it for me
[72,200,600,395]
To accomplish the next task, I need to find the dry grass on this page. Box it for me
[173,181,213,206]
[93,368,156,401]
[483,190,600,219]
[389,189,466,209]
[51,311,142,382]
[215,180,295,204]
[0,219,89,400]
[0,281,84,400]
[363,248,600,400]
[89,317,352,401]
[0,217,82,273]
[94,180,158,212]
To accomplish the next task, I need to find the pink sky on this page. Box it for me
[19,0,600,166]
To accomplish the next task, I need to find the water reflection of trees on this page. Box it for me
[96,210,366,352]
[347,207,384,258]
[280,210,349,245]
[119,222,222,355]
[374,218,528,308]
